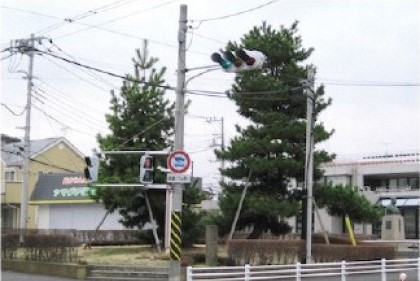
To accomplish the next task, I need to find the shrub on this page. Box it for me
[312,243,396,262]
[1,234,20,259]
[228,239,304,265]
[227,239,397,265]
[23,233,77,262]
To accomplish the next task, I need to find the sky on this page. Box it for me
[1,0,419,191]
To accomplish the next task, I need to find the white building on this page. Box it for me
[314,151,419,239]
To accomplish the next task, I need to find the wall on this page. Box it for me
[41,203,126,230]
[2,260,87,280]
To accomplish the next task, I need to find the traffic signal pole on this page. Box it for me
[169,4,187,281]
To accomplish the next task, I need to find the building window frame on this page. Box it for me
[4,168,18,182]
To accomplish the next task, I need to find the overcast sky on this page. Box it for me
[1,0,419,190]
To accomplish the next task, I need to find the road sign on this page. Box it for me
[167,173,192,183]
[167,150,191,173]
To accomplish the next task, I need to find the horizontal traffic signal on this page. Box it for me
[211,48,266,73]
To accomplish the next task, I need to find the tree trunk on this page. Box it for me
[247,222,265,239]
[83,209,111,249]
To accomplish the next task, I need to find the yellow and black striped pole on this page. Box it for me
[170,211,182,261]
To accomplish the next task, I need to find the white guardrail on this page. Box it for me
[187,258,420,281]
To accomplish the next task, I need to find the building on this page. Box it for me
[1,135,85,229]
[317,151,420,239]
[29,172,125,230]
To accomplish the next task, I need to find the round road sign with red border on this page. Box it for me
[167,150,191,174]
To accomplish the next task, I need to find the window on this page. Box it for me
[409,178,419,189]
[398,178,408,187]
[4,168,17,182]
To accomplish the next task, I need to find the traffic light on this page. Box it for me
[211,48,266,73]
[84,154,99,182]
[139,155,154,184]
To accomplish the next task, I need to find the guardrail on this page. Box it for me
[187,258,420,281]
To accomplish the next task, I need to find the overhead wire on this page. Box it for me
[1,103,26,116]
[36,79,108,116]
[52,0,178,39]
[33,86,107,128]
[39,54,112,92]
[33,104,99,136]
[32,48,176,90]
[36,0,142,34]
[189,0,279,28]
[41,42,118,89]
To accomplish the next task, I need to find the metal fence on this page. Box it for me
[187,258,420,281]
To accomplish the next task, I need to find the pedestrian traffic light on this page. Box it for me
[211,48,266,73]
[140,155,154,184]
[84,154,100,182]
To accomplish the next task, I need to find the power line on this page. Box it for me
[33,87,107,128]
[53,0,178,39]
[41,43,118,89]
[318,79,420,87]
[35,79,108,116]
[32,48,176,91]
[2,2,203,57]
[1,5,62,20]
[1,103,26,116]
[190,0,279,25]
[33,104,98,136]
[40,55,112,92]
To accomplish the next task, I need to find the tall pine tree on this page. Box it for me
[94,40,174,238]
[215,22,334,239]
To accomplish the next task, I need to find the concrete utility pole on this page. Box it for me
[169,4,187,281]
[304,67,315,263]
[15,34,36,234]
[206,117,225,182]
[10,34,49,240]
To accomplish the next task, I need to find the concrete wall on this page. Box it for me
[40,204,126,230]
[2,260,88,279]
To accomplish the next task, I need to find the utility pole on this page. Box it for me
[12,34,40,237]
[304,67,315,263]
[169,4,187,281]
[206,117,225,183]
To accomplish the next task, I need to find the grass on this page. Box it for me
[10,244,227,267]
[76,244,228,267]
[77,245,171,267]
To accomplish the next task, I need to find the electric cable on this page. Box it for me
[190,0,279,27]
[1,103,26,116]
[34,48,176,90]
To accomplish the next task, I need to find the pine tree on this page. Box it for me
[93,40,174,238]
[215,22,334,239]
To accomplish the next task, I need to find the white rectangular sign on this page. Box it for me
[167,173,192,183]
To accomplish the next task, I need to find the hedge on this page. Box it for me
[227,239,396,265]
